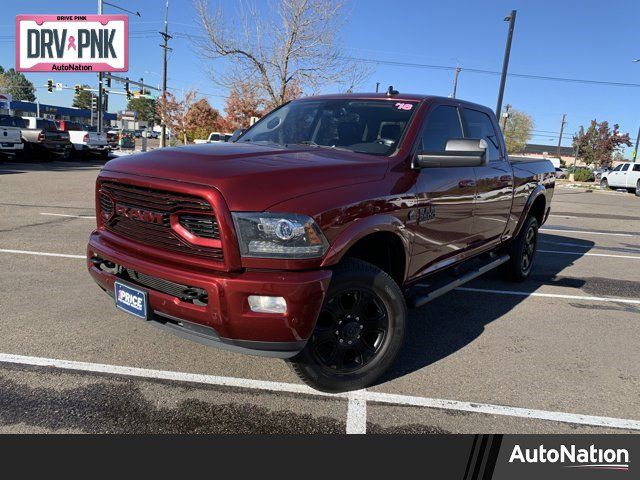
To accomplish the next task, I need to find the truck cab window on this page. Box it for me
[462,108,501,161]
[420,106,463,152]
[621,164,630,171]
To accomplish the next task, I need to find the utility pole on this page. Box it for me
[496,10,517,117]
[557,113,567,160]
[633,126,640,162]
[160,0,171,148]
[451,67,461,99]
[97,0,104,131]
[501,104,511,131]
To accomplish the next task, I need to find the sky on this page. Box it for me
[2,0,640,152]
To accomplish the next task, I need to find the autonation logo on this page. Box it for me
[509,444,630,471]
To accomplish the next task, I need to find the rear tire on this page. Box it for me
[636,180,640,197]
[287,257,406,393]
[502,216,539,282]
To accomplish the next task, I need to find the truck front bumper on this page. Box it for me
[87,232,332,358]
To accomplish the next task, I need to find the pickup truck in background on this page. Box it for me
[193,132,233,144]
[56,121,109,158]
[21,117,72,160]
[87,92,554,392]
[0,114,25,158]
[600,162,640,196]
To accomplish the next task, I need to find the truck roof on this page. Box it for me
[296,92,492,112]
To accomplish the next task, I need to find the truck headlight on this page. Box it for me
[232,212,329,259]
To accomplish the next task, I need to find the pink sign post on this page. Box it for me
[16,14,129,73]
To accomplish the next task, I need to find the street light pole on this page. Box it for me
[633,125,640,162]
[451,67,461,99]
[496,10,517,117]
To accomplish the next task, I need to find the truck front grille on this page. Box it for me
[100,181,223,261]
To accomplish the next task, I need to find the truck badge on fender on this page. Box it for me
[408,205,436,224]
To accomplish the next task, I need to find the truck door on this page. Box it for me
[608,164,624,187]
[629,163,640,190]
[461,107,514,245]
[408,104,477,279]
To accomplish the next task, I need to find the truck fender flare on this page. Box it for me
[320,214,411,270]
[512,185,547,239]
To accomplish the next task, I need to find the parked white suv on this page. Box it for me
[600,162,640,196]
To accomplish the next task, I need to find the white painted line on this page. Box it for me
[457,287,640,305]
[0,249,84,259]
[346,391,368,434]
[539,249,640,260]
[0,352,639,431]
[40,212,95,219]
[0,352,338,398]
[364,391,640,431]
[548,214,577,219]
[541,228,634,238]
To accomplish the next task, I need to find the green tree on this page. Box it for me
[72,84,93,110]
[572,120,631,168]
[0,66,36,102]
[501,108,533,154]
[126,96,157,124]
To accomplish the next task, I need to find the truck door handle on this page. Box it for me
[459,179,476,188]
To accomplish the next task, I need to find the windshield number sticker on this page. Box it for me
[395,102,413,111]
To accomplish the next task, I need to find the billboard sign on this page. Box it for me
[16,15,128,72]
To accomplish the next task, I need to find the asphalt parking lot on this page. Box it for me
[1,158,639,434]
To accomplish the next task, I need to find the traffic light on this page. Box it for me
[124,78,130,99]
[91,96,98,110]
[74,84,82,96]
[47,79,53,93]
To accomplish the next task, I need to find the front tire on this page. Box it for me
[502,216,539,282]
[287,258,406,393]
[600,178,609,189]
[636,180,640,197]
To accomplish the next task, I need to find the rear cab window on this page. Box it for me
[461,108,502,161]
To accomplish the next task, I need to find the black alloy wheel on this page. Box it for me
[288,257,406,393]
[521,223,537,275]
[311,288,388,373]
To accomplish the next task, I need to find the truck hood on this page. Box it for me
[103,143,388,211]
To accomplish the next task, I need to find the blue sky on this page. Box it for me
[2,0,640,151]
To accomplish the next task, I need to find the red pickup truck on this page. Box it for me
[87,91,554,392]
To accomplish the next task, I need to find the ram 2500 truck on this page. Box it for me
[87,92,554,392]
[21,117,72,160]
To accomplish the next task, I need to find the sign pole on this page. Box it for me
[97,0,104,131]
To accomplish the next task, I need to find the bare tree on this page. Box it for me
[194,0,369,109]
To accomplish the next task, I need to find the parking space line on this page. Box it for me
[364,391,640,431]
[457,287,640,305]
[538,249,640,260]
[0,352,638,432]
[346,391,368,434]
[541,228,634,238]
[0,249,85,259]
[40,213,95,219]
[548,214,577,219]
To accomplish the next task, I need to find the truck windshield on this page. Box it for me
[239,99,419,156]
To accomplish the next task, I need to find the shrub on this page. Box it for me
[573,168,592,182]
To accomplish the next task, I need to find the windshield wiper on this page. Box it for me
[288,141,351,152]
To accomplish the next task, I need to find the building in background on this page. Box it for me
[8,100,117,126]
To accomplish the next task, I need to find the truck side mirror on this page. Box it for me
[414,138,488,169]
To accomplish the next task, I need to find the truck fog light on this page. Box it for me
[248,295,287,314]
